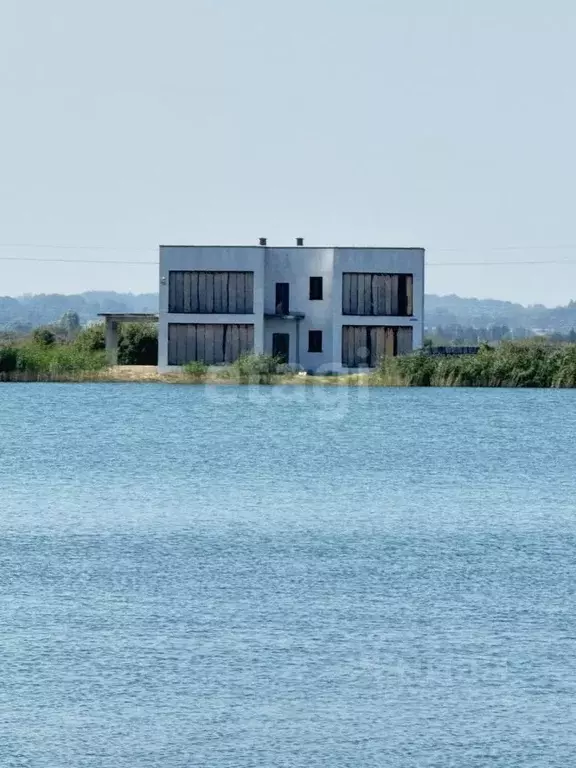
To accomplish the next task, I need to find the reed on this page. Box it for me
[376,341,576,388]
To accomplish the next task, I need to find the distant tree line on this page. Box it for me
[2,291,576,334]
[0,291,158,331]
[426,324,576,346]
[425,295,576,333]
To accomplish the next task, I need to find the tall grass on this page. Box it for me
[4,336,576,387]
[376,341,576,388]
[232,354,281,384]
[182,360,209,380]
[0,340,106,381]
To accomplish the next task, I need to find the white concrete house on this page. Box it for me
[158,241,424,372]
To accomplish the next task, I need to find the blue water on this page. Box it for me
[1,384,576,767]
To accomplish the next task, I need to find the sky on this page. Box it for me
[2,0,576,305]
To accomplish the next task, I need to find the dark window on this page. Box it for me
[309,276,323,300]
[275,283,290,314]
[272,333,290,364]
[308,330,323,353]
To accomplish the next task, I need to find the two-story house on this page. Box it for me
[158,240,424,372]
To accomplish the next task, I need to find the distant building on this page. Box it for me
[158,241,425,372]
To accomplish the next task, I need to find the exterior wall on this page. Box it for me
[159,246,265,369]
[264,317,299,367]
[264,248,335,372]
[332,248,424,370]
[158,244,424,372]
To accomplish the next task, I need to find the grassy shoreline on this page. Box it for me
[4,363,576,388]
[3,341,576,387]
[0,366,376,385]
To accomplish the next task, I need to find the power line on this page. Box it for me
[428,259,576,267]
[0,256,157,265]
[0,243,156,252]
[3,241,576,253]
[432,244,576,253]
[2,255,576,268]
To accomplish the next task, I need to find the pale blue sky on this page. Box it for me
[2,0,576,305]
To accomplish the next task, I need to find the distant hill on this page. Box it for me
[0,292,158,331]
[1,291,576,334]
[425,294,576,333]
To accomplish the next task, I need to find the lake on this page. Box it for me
[1,384,575,767]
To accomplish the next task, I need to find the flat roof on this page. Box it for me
[160,245,425,250]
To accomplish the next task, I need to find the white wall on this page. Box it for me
[332,248,425,368]
[264,247,335,371]
[158,246,265,368]
[264,317,299,367]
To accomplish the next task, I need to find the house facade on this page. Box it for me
[158,242,424,372]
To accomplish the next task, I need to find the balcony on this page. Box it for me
[264,309,306,321]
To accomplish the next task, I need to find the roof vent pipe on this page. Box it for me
[259,237,267,246]
[296,237,304,246]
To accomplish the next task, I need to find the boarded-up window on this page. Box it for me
[168,324,254,365]
[341,325,413,368]
[168,271,254,314]
[341,273,413,316]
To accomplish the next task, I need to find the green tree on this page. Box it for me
[0,346,18,374]
[59,310,81,339]
[74,323,105,352]
[32,328,56,346]
[118,323,158,365]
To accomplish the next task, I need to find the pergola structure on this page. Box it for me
[98,313,159,366]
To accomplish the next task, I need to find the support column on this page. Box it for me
[295,320,300,367]
[105,319,119,366]
[253,315,265,356]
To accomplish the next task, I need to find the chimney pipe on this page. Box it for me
[296,237,304,246]
[259,237,267,246]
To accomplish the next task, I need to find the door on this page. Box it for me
[275,283,290,315]
[272,333,290,364]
